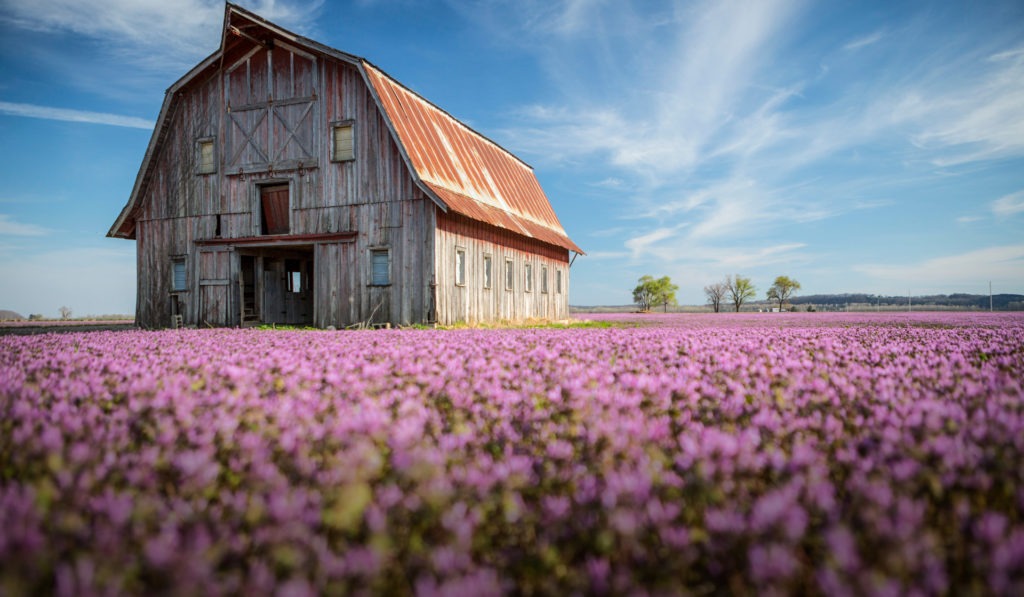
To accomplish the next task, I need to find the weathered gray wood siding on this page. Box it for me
[132,38,435,328]
[434,212,570,325]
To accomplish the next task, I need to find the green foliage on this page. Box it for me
[726,275,756,312]
[633,275,679,312]
[767,276,802,310]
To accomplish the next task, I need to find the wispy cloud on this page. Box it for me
[905,46,1024,167]
[843,30,883,52]
[0,101,154,129]
[0,214,49,236]
[854,245,1024,288]
[488,0,1024,279]
[0,0,323,71]
[991,190,1024,216]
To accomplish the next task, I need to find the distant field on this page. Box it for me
[2,313,1022,594]
[0,320,135,336]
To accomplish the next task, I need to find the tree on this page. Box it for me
[726,275,756,312]
[766,276,802,311]
[58,306,72,320]
[633,275,679,312]
[704,282,727,313]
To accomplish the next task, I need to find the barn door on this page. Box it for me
[225,42,318,172]
[197,248,232,326]
[260,184,290,235]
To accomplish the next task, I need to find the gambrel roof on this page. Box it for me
[110,3,582,254]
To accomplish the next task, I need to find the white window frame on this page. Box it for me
[483,254,492,289]
[556,269,563,294]
[368,247,391,286]
[331,120,355,162]
[455,247,467,286]
[541,265,549,294]
[505,258,514,291]
[524,262,533,293]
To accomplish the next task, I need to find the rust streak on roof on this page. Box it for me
[362,62,582,254]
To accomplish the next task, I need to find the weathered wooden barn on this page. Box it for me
[108,3,582,329]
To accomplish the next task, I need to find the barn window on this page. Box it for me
[196,137,216,174]
[332,122,355,162]
[525,263,533,293]
[556,269,563,294]
[286,260,303,294]
[541,265,549,294]
[455,248,466,286]
[505,259,514,291]
[171,257,186,292]
[483,254,492,289]
[370,248,390,285]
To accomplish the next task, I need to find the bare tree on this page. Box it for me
[726,275,756,312]
[704,282,727,313]
[58,306,73,320]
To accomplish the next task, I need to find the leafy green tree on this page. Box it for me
[633,275,679,312]
[767,276,802,311]
[726,275,756,312]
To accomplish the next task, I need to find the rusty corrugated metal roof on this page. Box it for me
[363,62,582,254]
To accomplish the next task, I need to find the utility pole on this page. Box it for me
[990,281,993,312]
[908,290,911,312]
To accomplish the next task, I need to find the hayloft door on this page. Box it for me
[260,185,289,235]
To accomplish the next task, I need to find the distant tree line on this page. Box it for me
[625,276,1022,312]
[790,293,1024,310]
[703,275,800,312]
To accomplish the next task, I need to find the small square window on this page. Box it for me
[505,259,514,291]
[455,248,466,286]
[370,248,390,285]
[483,255,492,289]
[171,258,186,291]
[332,122,355,162]
[525,263,533,293]
[197,138,216,174]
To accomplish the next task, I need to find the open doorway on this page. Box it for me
[238,249,314,326]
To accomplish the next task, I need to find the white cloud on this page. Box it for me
[843,30,883,52]
[854,245,1024,288]
[0,0,323,70]
[0,101,154,129]
[906,47,1024,167]
[992,190,1024,216]
[0,214,49,236]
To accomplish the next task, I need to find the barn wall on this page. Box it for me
[434,212,570,325]
[131,39,435,328]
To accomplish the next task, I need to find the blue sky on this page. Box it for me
[1,0,1022,317]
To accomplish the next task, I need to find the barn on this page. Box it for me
[108,3,582,329]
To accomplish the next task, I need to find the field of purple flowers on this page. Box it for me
[2,313,1023,595]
